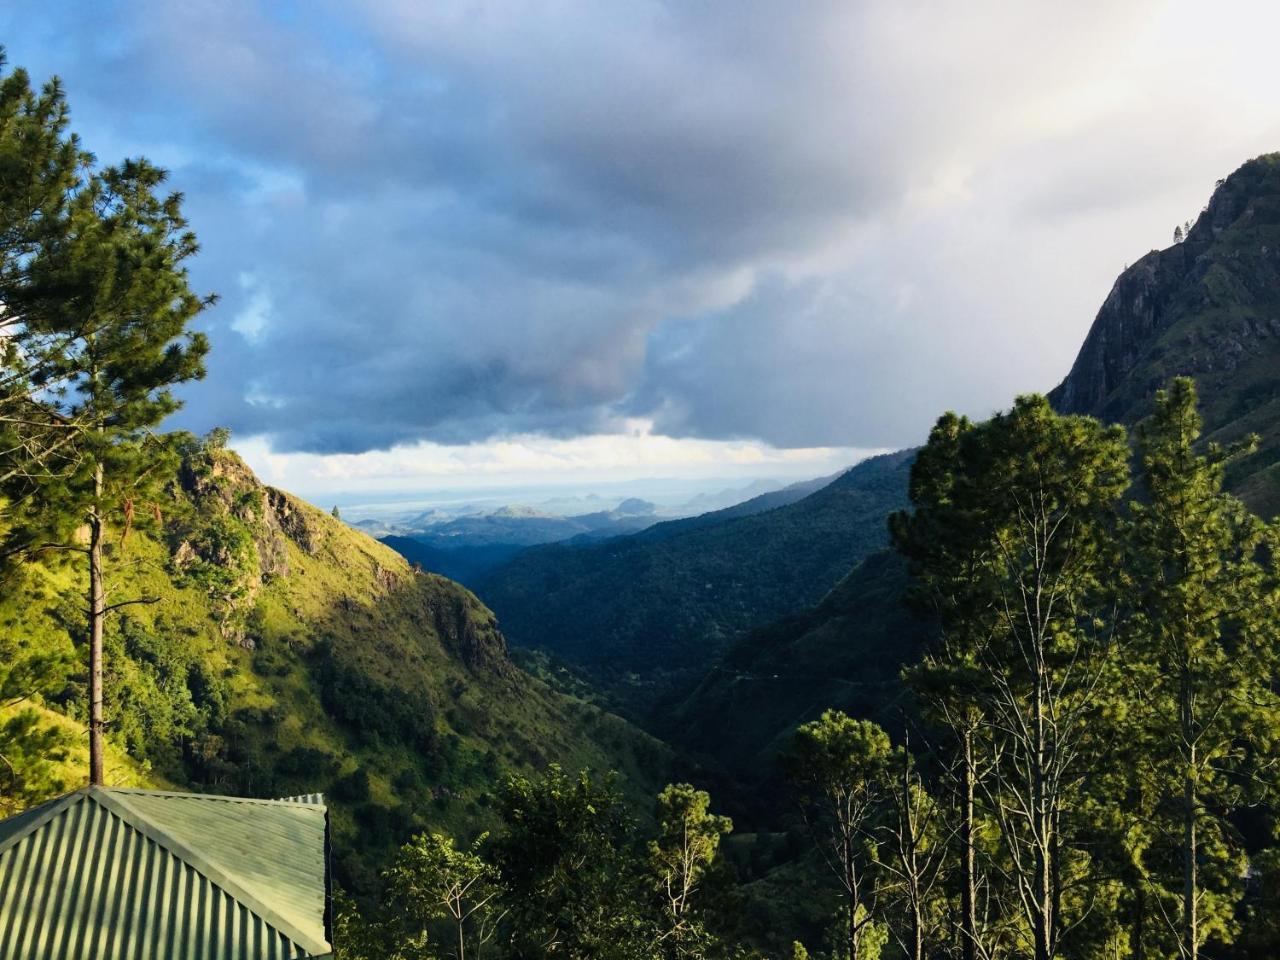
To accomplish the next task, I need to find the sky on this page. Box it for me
[1,0,1278,503]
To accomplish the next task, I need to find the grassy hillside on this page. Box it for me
[1050,152,1280,516]
[473,451,914,706]
[0,440,673,892]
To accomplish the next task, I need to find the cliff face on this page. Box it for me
[1050,152,1280,515]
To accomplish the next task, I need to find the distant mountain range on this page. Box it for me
[375,474,841,586]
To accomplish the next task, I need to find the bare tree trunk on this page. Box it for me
[961,729,978,960]
[1033,660,1052,960]
[1183,738,1197,960]
[88,458,104,786]
[848,858,859,960]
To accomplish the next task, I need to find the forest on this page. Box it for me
[2,45,1280,960]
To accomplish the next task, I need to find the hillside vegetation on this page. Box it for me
[475,450,914,701]
[1,439,672,891]
[672,550,927,788]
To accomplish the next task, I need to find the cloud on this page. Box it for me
[1,0,1278,459]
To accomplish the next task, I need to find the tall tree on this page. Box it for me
[0,51,87,543]
[893,412,1004,960]
[1126,377,1280,959]
[0,158,211,784]
[892,396,1131,960]
[649,783,732,959]
[384,832,504,960]
[786,710,892,960]
[878,743,951,960]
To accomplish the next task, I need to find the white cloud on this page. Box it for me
[234,424,878,500]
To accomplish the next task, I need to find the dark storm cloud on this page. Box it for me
[1,0,1275,453]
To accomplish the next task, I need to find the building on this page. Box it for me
[0,787,332,959]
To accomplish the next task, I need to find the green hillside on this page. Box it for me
[1050,152,1280,516]
[474,450,914,704]
[670,550,927,790]
[1,440,673,892]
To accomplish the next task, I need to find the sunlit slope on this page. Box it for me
[0,444,672,891]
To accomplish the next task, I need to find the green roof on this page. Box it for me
[0,787,331,959]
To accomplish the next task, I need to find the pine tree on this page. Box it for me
[892,396,1131,960]
[0,52,90,811]
[0,159,211,785]
[1126,378,1280,960]
[0,52,88,537]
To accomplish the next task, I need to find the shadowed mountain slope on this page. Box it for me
[474,451,915,697]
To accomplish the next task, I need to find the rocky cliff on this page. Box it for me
[1050,152,1280,513]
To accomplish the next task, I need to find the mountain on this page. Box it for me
[407,502,659,548]
[678,152,1280,792]
[377,499,664,586]
[1050,152,1280,515]
[630,471,846,543]
[0,443,673,891]
[473,451,914,703]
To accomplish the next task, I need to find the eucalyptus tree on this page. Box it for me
[878,743,951,960]
[649,783,732,959]
[786,710,893,960]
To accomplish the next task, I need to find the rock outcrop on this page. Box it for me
[1050,152,1280,515]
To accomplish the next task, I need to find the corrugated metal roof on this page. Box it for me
[275,796,324,807]
[0,787,332,960]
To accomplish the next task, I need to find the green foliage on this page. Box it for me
[786,712,894,960]
[650,783,733,959]
[491,764,656,959]
[0,708,75,817]
[377,832,502,960]
[892,395,1132,960]
[1122,377,1280,957]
